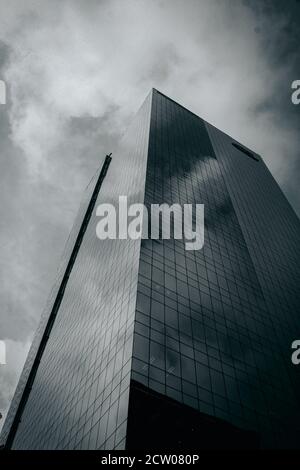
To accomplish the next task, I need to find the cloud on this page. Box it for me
[0,0,299,427]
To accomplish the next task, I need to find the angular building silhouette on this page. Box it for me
[1,89,300,449]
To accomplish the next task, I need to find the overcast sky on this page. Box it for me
[0,0,299,430]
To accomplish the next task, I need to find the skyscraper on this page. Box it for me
[1,89,300,449]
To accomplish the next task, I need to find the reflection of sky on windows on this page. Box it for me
[132,90,300,449]
[7,91,153,450]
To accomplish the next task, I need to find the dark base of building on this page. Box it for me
[126,380,259,450]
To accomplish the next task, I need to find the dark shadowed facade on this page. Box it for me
[1,89,300,449]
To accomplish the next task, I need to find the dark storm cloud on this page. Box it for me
[246,0,300,65]
[0,0,299,427]
[244,0,300,214]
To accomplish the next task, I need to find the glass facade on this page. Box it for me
[1,91,152,450]
[1,89,300,449]
[130,90,300,449]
